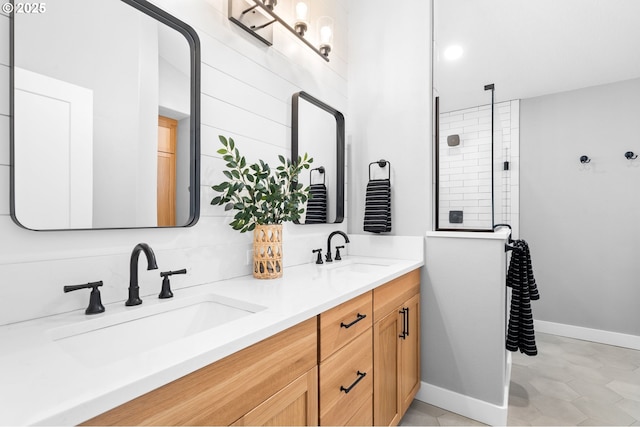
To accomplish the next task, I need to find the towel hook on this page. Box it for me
[625,151,638,160]
[368,159,391,181]
[579,155,591,164]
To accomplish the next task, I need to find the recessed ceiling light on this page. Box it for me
[443,45,463,61]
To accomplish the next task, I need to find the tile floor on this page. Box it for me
[400,332,640,426]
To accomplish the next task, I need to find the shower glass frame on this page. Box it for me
[434,86,496,232]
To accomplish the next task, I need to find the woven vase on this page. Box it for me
[253,224,283,279]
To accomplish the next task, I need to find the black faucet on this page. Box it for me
[125,243,158,306]
[326,231,350,262]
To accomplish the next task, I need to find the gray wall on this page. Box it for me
[520,78,640,336]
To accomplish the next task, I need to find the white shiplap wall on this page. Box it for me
[0,0,348,326]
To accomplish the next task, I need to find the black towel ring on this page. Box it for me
[369,159,391,181]
[310,166,325,185]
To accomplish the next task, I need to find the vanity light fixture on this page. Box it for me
[294,0,310,36]
[229,0,330,62]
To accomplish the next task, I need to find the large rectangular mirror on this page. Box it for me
[291,91,345,224]
[10,0,200,230]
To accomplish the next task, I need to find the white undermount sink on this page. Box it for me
[48,294,265,367]
[323,259,392,274]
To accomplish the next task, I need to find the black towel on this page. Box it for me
[506,239,540,356]
[305,183,327,224]
[363,179,391,233]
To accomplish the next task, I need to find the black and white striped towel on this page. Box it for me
[363,179,391,233]
[506,239,540,356]
[305,183,327,224]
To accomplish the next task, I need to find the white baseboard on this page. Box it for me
[535,320,640,350]
[415,381,508,426]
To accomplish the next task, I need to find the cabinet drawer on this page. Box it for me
[319,291,372,361]
[319,328,373,426]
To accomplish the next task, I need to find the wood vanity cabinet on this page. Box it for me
[82,318,318,426]
[373,269,421,427]
[81,269,421,427]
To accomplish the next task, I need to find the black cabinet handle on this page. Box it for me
[340,371,367,394]
[405,307,410,337]
[340,313,366,329]
[399,308,408,339]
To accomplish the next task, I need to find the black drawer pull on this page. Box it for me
[340,313,367,329]
[340,371,367,394]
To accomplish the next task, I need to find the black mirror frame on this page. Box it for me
[291,91,345,224]
[9,0,201,230]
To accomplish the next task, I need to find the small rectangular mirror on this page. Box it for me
[291,91,345,224]
[10,0,200,230]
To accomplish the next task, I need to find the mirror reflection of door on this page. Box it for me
[157,116,177,226]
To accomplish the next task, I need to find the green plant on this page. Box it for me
[211,135,313,232]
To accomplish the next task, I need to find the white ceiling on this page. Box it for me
[434,0,640,112]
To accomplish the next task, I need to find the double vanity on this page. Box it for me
[0,236,423,426]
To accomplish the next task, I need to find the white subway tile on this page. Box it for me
[463,124,481,133]
[450,186,474,194]
[462,131,479,140]
[478,185,492,193]
[464,193,490,201]
[450,200,478,207]
[463,110,488,120]
[478,199,492,207]
[440,113,464,124]
[464,165,491,174]
[440,193,464,201]
[457,118,481,128]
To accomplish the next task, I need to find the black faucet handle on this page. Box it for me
[335,245,345,261]
[312,249,324,264]
[63,281,105,315]
[160,269,187,278]
[158,269,186,299]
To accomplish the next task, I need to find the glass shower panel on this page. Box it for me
[436,88,494,231]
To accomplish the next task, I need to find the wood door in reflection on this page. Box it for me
[157,116,177,226]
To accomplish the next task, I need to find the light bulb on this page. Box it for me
[295,1,308,21]
[320,25,332,44]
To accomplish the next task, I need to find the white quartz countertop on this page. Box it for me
[0,249,423,425]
